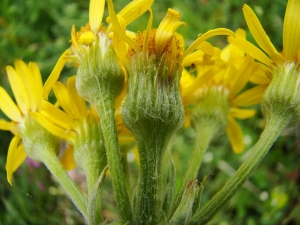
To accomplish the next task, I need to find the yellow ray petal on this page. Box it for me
[0,119,17,132]
[28,62,43,110]
[67,76,87,120]
[89,0,105,33]
[155,9,186,57]
[31,112,76,141]
[5,65,30,115]
[12,144,27,173]
[107,0,140,52]
[250,69,270,84]
[180,28,235,61]
[231,84,268,107]
[226,116,244,153]
[15,60,37,111]
[43,50,68,100]
[6,135,25,185]
[229,108,256,119]
[53,82,77,119]
[228,36,272,66]
[116,0,154,25]
[40,101,77,130]
[0,87,22,122]
[230,55,254,97]
[60,145,76,170]
[283,0,300,62]
[243,4,284,65]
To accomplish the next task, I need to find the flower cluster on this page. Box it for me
[0,0,299,224]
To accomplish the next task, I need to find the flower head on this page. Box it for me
[183,29,268,153]
[43,0,154,100]
[0,60,59,184]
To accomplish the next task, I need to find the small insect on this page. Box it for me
[190,63,196,72]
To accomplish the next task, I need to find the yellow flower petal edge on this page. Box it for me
[107,0,140,52]
[155,8,186,57]
[60,145,76,170]
[231,84,268,107]
[53,82,77,119]
[226,116,244,153]
[180,28,235,61]
[89,0,105,33]
[43,50,69,100]
[15,60,37,112]
[0,87,22,122]
[40,101,77,130]
[243,4,284,65]
[6,135,24,185]
[0,120,17,132]
[228,36,272,66]
[28,62,43,110]
[117,0,154,25]
[67,76,87,120]
[229,108,256,120]
[11,144,27,173]
[5,65,30,115]
[283,0,300,63]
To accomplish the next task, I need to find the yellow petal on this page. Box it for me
[43,50,68,100]
[250,68,270,85]
[0,87,22,122]
[155,9,186,57]
[116,0,154,25]
[89,0,105,33]
[67,76,87,120]
[230,55,255,97]
[40,101,77,130]
[231,84,268,107]
[107,0,140,52]
[0,119,18,132]
[229,108,256,119]
[60,145,76,170]
[53,82,77,119]
[6,135,26,185]
[243,4,284,65]
[181,28,235,61]
[228,36,272,66]
[226,116,244,153]
[15,60,37,111]
[28,62,43,110]
[78,31,95,45]
[31,112,76,141]
[5,65,30,115]
[283,0,300,62]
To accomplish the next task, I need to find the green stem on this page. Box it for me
[136,131,168,225]
[170,123,217,217]
[189,115,290,224]
[43,150,87,220]
[86,162,103,225]
[94,94,133,224]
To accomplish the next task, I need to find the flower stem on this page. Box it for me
[189,114,290,224]
[94,94,133,224]
[43,150,88,220]
[170,123,217,217]
[135,131,169,225]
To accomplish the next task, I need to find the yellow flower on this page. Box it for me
[184,29,268,153]
[33,76,133,169]
[228,0,300,70]
[43,0,154,99]
[0,60,44,184]
[108,4,234,73]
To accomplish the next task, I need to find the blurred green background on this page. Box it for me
[0,0,299,224]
